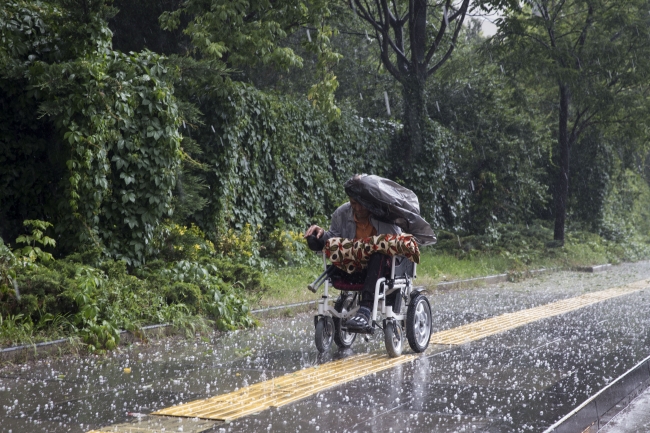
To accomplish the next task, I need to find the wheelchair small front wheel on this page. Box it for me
[315,316,334,353]
[333,295,357,349]
[406,294,432,353]
[384,319,404,358]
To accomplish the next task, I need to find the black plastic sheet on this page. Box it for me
[344,175,437,245]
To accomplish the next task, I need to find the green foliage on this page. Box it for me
[215,224,260,264]
[37,50,183,265]
[425,23,551,232]
[152,222,216,262]
[177,80,394,236]
[262,225,313,266]
[162,0,307,66]
[15,220,56,263]
[0,238,18,296]
[0,0,183,265]
[0,219,261,348]
[160,0,340,117]
[3,0,650,352]
[491,0,650,240]
[304,25,342,120]
[1,254,260,348]
[398,119,473,232]
[600,169,650,244]
[432,220,650,270]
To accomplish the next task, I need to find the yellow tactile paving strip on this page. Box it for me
[430,281,648,345]
[152,352,418,421]
[85,416,216,433]
[92,279,649,428]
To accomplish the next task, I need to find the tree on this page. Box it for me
[492,0,650,242]
[427,21,551,232]
[344,0,510,164]
[159,0,342,118]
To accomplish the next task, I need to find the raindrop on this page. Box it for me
[384,91,391,116]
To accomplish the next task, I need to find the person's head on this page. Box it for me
[346,174,370,219]
[349,197,370,220]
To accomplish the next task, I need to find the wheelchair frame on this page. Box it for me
[311,254,432,357]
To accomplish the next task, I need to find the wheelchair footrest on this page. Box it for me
[342,325,374,335]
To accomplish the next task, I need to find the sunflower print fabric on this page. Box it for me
[324,234,420,273]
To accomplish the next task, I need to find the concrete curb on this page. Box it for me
[576,264,612,273]
[433,267,556,291]
[0,323,174,364]
[251,300,318,314]
[543,354,650,433]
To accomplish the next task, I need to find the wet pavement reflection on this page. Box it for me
[1,262,649,432]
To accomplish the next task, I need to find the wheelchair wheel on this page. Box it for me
[384,319,404,358]
[315,316,334,353]
[406,294,432,353]
[333,295,357,349]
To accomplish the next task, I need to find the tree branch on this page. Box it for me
[424,0,451,65]
[353,0,384,33]
[375,29,403,81]
[426,0,469,72]
[353,0,409,66]
[574,2,594,52]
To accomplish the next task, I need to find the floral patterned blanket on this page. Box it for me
[324,234,420,273]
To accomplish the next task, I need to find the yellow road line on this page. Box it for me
[103,279,650,426]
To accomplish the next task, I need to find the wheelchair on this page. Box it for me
[308,252,433,358]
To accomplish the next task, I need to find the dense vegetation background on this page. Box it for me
[2,0,650,350]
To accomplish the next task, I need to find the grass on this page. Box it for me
[259,265,321,309]
[257,250,516,309]
[255,237,647,310]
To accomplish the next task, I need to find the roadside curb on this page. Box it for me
[433,267,557,291]
[576,263,612,273]
[543,354,650,433]
[0,323,174,364]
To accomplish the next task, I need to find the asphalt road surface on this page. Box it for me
[1,262,650,433]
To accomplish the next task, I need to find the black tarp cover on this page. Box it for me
[344,175,437,246]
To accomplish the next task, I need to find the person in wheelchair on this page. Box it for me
[304,176,403,331]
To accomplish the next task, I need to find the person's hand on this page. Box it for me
[304,225,324,239]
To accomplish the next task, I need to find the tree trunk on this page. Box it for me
[400,73,428,166]
[554,83,571,242]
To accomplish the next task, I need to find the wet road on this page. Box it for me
[1,262,650,433]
